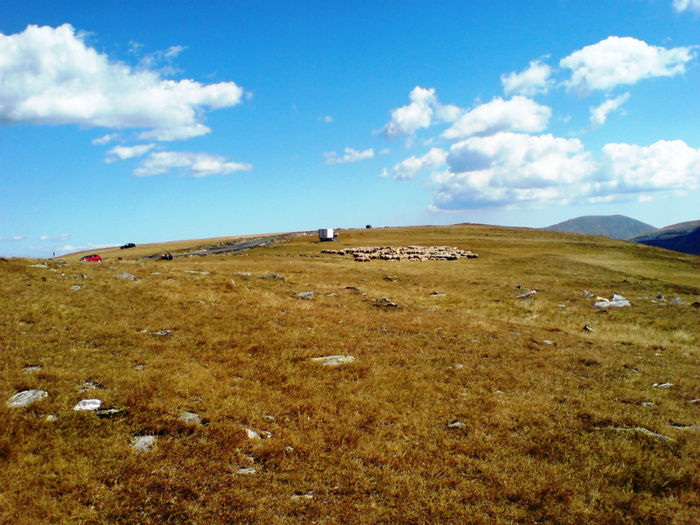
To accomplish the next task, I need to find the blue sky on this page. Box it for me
[1,1,699,257]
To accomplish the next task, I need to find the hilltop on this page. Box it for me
[544,215,656,240]
[1,224,698,524]
[629,220,700,256]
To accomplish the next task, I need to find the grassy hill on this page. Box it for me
[545,215,657,240]
[629,220,700,256]
[2,225,698,523]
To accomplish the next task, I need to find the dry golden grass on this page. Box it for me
[1,224,698,524]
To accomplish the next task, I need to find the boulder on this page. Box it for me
[7,390,48,407]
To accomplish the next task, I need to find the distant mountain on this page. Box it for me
[544,215,657,240]
[629,220,700,256]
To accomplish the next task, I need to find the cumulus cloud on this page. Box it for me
[442,96,551,140]
[0,24,245,141]
[673,0,700,12]
[389,148,448,181]
[134,151,252,177]
[589,93,630,127]
[427,134,700,210]
[106,144,155,162]
[601,139,700,193]
[92,133,119,145]
[324,147,375,165]
[501,60,553,96]
[560,36,695,93]
[383,86,461,137]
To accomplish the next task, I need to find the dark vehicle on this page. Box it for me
[159,252,173,260]
[120,243,136,249]
[80,254,102,262]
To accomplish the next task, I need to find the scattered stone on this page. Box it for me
[115,272,136,281]
[131,435,156,452]
[669,420,700,431]
[327,292,337,297]
[447,421,466,429]
[345,286,360,291]
[557,303,566,308]
[583,324,594,332]
[430,291,445,296]
[236,467,256,475]
[7,389,48,407]
[262,273,285,281]
[513,332,521,337]
[262,414,276,421]
[373,297,398,308]
[46,414,57,422]
[245,428,261,440]
[671,297,682,305]
[323,245,478,261]
[384,276,398,282]
[622,365,640,373]
[652,382,673,388]
[607,426,674,441]
[454,364,464,370]
[29,263,49,269]
[594,294,631,309]
[135,364,146,371]
[74,399,102,411]
[295,291,314,300]
[582,290,594,298]
[234,271,252,277]
[184,270,210,275]
[542,339,554,345]
[79,380,104,392]
[290,492,314,501]
[96,408,124,418]
[71,285,83,291]
[515,290,536,299]
[310,354,356,366]
[179,411,202,425]
[150,329,172,336]
[690,399,700,404]
[261,430,273,439]
[284,445,295,454]
[641,401,656,408]
[23,365,42,374]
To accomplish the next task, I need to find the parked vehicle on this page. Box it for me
[159,252,173,260]
[80,254,102,262]
[120,242,136,249]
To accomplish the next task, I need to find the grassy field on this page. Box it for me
[1,224,698,524]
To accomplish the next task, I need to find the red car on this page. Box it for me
[80,254,102,262]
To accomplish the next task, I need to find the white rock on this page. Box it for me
[291,492,314,500]
[74,399,102,411]
[23,365,42,374]
[236,467,256,475]
[447,421,466,429]
[131,435,156,451]
[652,382,673,388]
[310,355,355,366]
[7,390,48,407]
[179,411,202,425]
[245,428,261,439]
[516,290,536,299]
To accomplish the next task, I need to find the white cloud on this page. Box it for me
[324,147,375,165]
[560,36,695,93]
[1,235,25,242]
[501,60,553,96]
[426,134,700,210]
[106,144,155,162]
[322,115,333,123]
[390,148,448,181]
[601,139,700,193]
[442,96,551,140]
[383,86,461,137]
[0,24,245,141]
[134,151,252,177]
[589,93,630,127]
[39,234,70,241]
[673,0,700,12]
[92,133,119,145]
